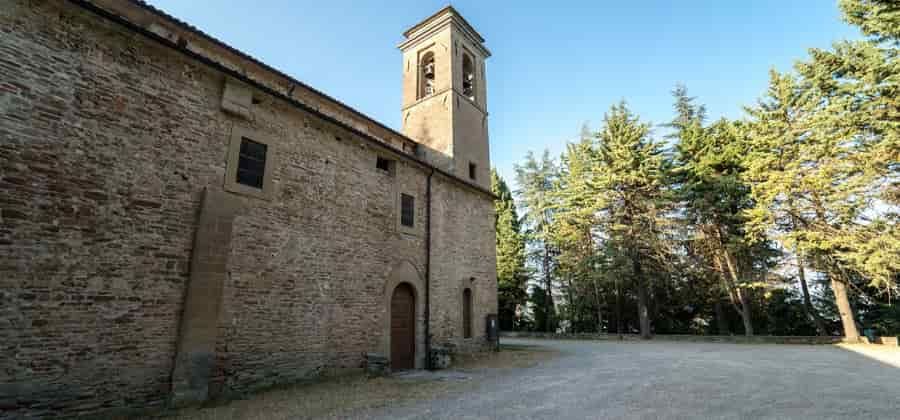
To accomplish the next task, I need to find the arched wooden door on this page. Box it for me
[391,283,415,370]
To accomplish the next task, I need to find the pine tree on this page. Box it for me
[592,102,674,339]
[552,126,605,332]
[743,70,848,337]
[839,0,900,43]
[666,84,707,136]
[515,150,560,332]
[744,0,899,340]
[796,0,899,298]
[672,87,773,336]
[744,70,865,340]
[492,169,529,331]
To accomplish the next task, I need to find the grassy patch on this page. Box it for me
[155,345,556,420]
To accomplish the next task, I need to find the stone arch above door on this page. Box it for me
[381,260,426,369]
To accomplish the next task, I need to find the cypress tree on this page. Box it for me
[492,169,528,331]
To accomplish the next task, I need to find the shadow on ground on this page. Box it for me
[151,344,557,420]
[150,340,900,420]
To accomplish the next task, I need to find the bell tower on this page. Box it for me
[399,6,491,189]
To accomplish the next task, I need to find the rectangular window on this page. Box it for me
[224,127,276,200]
[236,137,267,189]
[400,193,415,227]
[376,156,393,173]
[469,162,477,180]
[463,288,473,338]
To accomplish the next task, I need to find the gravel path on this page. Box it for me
[355,338,900,420]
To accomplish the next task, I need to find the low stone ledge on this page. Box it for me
[500,331,850,345]
[876,336,899,346]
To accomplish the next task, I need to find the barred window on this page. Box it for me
[401,194,415,227]
[236,138,267,189]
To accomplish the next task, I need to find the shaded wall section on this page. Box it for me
[0,1,495,418]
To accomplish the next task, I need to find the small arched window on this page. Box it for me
[462,53,475,101]
[463,288,473,338]
[419,52,435,99]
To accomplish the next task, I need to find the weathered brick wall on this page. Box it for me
[1,1,209,417]
[210,98,430,395]
[430,177,498,352]
[0,1,496,418]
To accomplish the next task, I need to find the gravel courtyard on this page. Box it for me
[165,339,900,420]
[358,338,900,420]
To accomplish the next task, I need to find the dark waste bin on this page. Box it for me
[863,328,876,343]
[486,313,499,351]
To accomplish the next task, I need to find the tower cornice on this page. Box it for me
[398,6,491,58]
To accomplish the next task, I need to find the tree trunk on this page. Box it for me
[830,276,860,341]
[721,249,754,336]
[615,276,622,338]
[739,290,754,336]
[808,200,858,340]
[566,276,576,333]
[714,299,729,335]
[796,253,827,335]
[633,255,651,339]
[597,306,604,334]
[637,282,651,339]
[592,279,604,334]
[636,283,650,338]
[543,246,551,332]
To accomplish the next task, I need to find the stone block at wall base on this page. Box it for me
[365,353,390,377]
[429,346,453,370]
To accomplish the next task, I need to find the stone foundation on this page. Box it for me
[876,336,899,346]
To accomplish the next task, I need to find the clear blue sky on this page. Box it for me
[146,0,859,183]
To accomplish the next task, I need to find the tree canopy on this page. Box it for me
[495,0,898,339]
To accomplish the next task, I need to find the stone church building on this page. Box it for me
[0,1,497,417]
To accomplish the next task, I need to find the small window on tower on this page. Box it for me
[469,162,477,180]
[236,138,267,189]
[419,51,436,99]
[462,53,475,101]
[401,193,415,227]
[376,156,394,174]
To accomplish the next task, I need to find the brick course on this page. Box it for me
[0,1,497,418]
